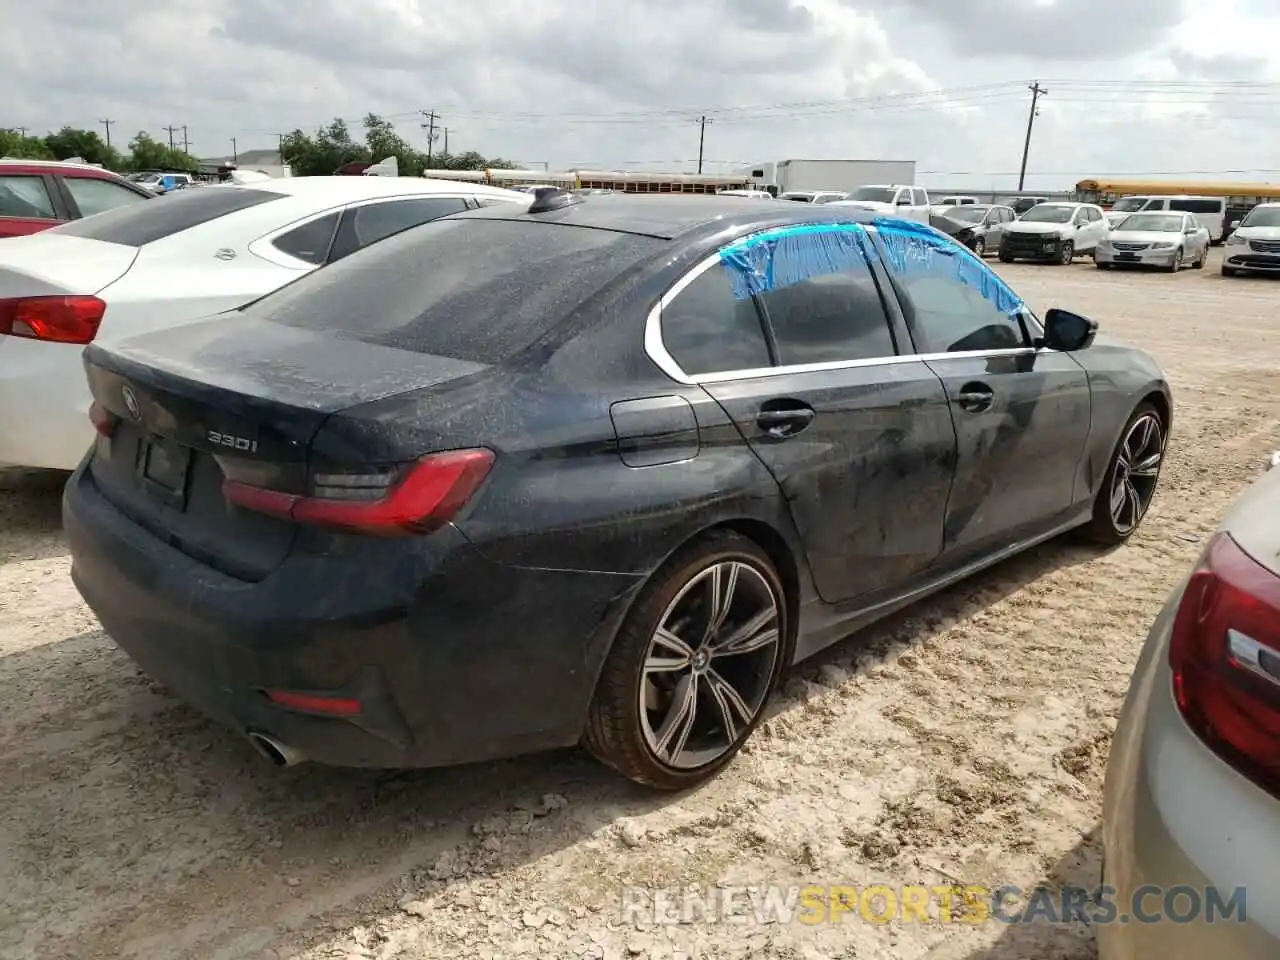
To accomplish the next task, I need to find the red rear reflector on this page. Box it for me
[223,448,495,537]
[88,400,117,437]
[1170,532,1280,796]
[264,689,362,717]
[0,296,106,344]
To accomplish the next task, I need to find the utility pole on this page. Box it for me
[230,137,237,162]
[163,125,179,151]
[696,115,712,174]
[442,128,448,155]
[99,119,113,148]
[420,110,438,164]
[1017,82,1046,192]
[181,125,190,153]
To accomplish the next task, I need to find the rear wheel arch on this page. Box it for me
[1140,389,1171,443]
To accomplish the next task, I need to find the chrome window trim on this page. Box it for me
[643,225,1050,385]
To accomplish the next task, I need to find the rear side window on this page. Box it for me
[757,266,896,366]
[328,197,470,262]
[1169,198,1223,214]
[661,267,771,376]
[63,176,148,217]
[49,186,280,246]
[272,212,340,265]
[0,175,56,219]
[252,219,663,365]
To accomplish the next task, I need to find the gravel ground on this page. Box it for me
[3,248,1279,960]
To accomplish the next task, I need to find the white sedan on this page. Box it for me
[1094,211,1210,272]
[0,176,532,470]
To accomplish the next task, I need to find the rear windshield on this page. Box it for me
[48,186,280,246]
[248,219,664,364]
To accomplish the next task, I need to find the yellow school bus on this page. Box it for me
[1075,178,1280,208]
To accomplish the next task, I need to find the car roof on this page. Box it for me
[247,176,527,202]
[0,158,126,179]
[450,193,889,240]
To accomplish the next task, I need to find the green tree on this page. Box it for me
[282,120,371,176]
[362,113,423,177]
[43,126,125,170]
[0,129,55,160]
[124,132,198,173]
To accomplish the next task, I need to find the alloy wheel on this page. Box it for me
[1109,413,1163,535]
[639,560,781,769]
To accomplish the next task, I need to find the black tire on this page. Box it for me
[1058,241,1074,265]
[1222,266,1238,277]
[1096,260,1111,270]
[998,251,1014,263]
[1166,248,1183,273]
[1084,402,1165,545]
[582,530,790,790]
[1193,247,1206,269]
[973,237,986,257]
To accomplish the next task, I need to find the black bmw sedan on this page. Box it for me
[63,191,1172,790]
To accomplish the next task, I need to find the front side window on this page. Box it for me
[661,266,771,376]
[899,273,1025,354]
[64,176,148,217]
[0,175,56,219]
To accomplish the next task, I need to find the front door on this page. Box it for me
[658,227,957,604]
[875,232,1092,562]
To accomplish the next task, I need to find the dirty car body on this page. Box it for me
[63,194,1173,788]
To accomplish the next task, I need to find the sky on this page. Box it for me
[4,0,1280,191]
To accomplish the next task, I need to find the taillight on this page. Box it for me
[222,448,495,537]
[0,296,106,344]
[1169,532,1280,796]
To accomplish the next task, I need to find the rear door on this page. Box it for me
[873,225,1091,563]
[0,172,65,237]
[661,226,957,604]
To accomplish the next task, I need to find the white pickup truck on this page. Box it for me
[828,184,932,223]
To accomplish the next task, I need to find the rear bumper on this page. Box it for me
[0,337,94,470]
[1100,592,1280,958]
[63,463,643,769]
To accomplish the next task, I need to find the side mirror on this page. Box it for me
[1041,308,1097,352]
[1231,220,1241,229]
[1270,451,1280,471]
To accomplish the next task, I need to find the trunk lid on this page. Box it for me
[0,234,139,299]
[83,314,488,581]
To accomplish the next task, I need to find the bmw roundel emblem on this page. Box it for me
[121,384,141,421]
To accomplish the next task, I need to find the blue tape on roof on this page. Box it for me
[873,218,1024,314]
[718,223,874,300]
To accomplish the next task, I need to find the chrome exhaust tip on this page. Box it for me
[247,731,306,768]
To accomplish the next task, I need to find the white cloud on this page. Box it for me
[5,0,1280,191]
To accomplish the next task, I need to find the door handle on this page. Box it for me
[756,403,815,439]
[954,382,994,412]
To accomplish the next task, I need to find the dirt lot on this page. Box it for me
[2,248,1278,960]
